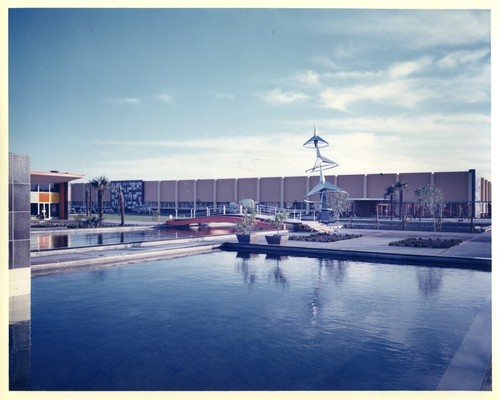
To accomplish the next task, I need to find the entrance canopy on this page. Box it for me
[31,170,84,184]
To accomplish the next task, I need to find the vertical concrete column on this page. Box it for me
[213,180,217,209]
[257,178,260,203]
[194,180,197,211]
[306,176,310,213]
[158,181,161,211]
[363,175,368,199]
[8,153,31,324]
[430,172,435,186]
[175,180,179,212]
[280,177,285,208]
[234,179,238,202]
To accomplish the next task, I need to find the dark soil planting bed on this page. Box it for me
[289,232,362,243]
[389,237,462,249]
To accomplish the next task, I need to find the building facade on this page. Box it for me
[30,170,84,219]
[70,169,491,219]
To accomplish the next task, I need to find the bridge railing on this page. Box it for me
[174,204,306,221]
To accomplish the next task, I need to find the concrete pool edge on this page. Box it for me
[219,242,492,270]
[436,293,492,390]
[31,243,220,276]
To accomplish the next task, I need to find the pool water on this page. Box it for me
[10,251,491,391]
[30,226,233,251]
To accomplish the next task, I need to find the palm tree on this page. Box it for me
[384,184,396,220]
[394,181,408,220]
[85,185,92,216]
[89,176,110,226]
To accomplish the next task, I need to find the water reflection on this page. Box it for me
[91,269,109,281]
[320,258,347,285]
[31,226,236,251]
[9,321,31,390]
[266,255,289,290]
[417,268,443,296]
[235,252,259,289]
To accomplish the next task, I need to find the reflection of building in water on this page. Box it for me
[9,322,31,390]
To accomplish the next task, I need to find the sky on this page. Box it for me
[7,6,492,183]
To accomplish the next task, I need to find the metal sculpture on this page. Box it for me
[303,125,345,222]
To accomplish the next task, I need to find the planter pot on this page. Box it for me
[265,234,288,245]
[236,233,257,244]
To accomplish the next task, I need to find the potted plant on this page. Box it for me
[265,210,289,245]
[236,208,258,243]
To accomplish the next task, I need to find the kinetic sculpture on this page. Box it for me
[303,125,345,222]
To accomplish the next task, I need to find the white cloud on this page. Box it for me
[388,57,432,79]
[294,70,321,87]
[157,93,173,103]
[437,48,490,70]
[320,79,428,111]
[261,88,309,105]
[110,97,141,105]
[314,11,490,50]
[213,92,235,100]
[91,108,490,181]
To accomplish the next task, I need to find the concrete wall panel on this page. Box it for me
[237,178,258,201]
[144,181,160,202]
[367,173,397,199]
[434,171,469,202]
[197,179,215,203]
[259,177,282,202]
[178,180,195,202]
[161,181,176,202]
[397,173,432,202]
[283,176,308,203]
[337,174,364,198]
[216,179,236,202]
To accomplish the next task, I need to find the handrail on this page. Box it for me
[174,204,305,221]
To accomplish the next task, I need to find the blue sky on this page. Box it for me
[8,7,491,182]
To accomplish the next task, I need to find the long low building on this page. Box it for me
[69,169,491,219]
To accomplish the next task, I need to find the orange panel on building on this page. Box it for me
[39,193,50,202]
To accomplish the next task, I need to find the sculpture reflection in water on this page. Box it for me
[310,258,347,326]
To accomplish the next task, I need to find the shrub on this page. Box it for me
[389,238,462,248]
[289,232,362,243]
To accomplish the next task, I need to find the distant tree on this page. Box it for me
[414,186,424,221]
[117,185,125,226]
[89,176,110,227]
[415,184,446,235]
[326,191,351,222]
[384,185,396,220]
[394,181,408,220]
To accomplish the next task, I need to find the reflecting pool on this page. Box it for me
[31,226,233,251]
[10,252,490,391]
